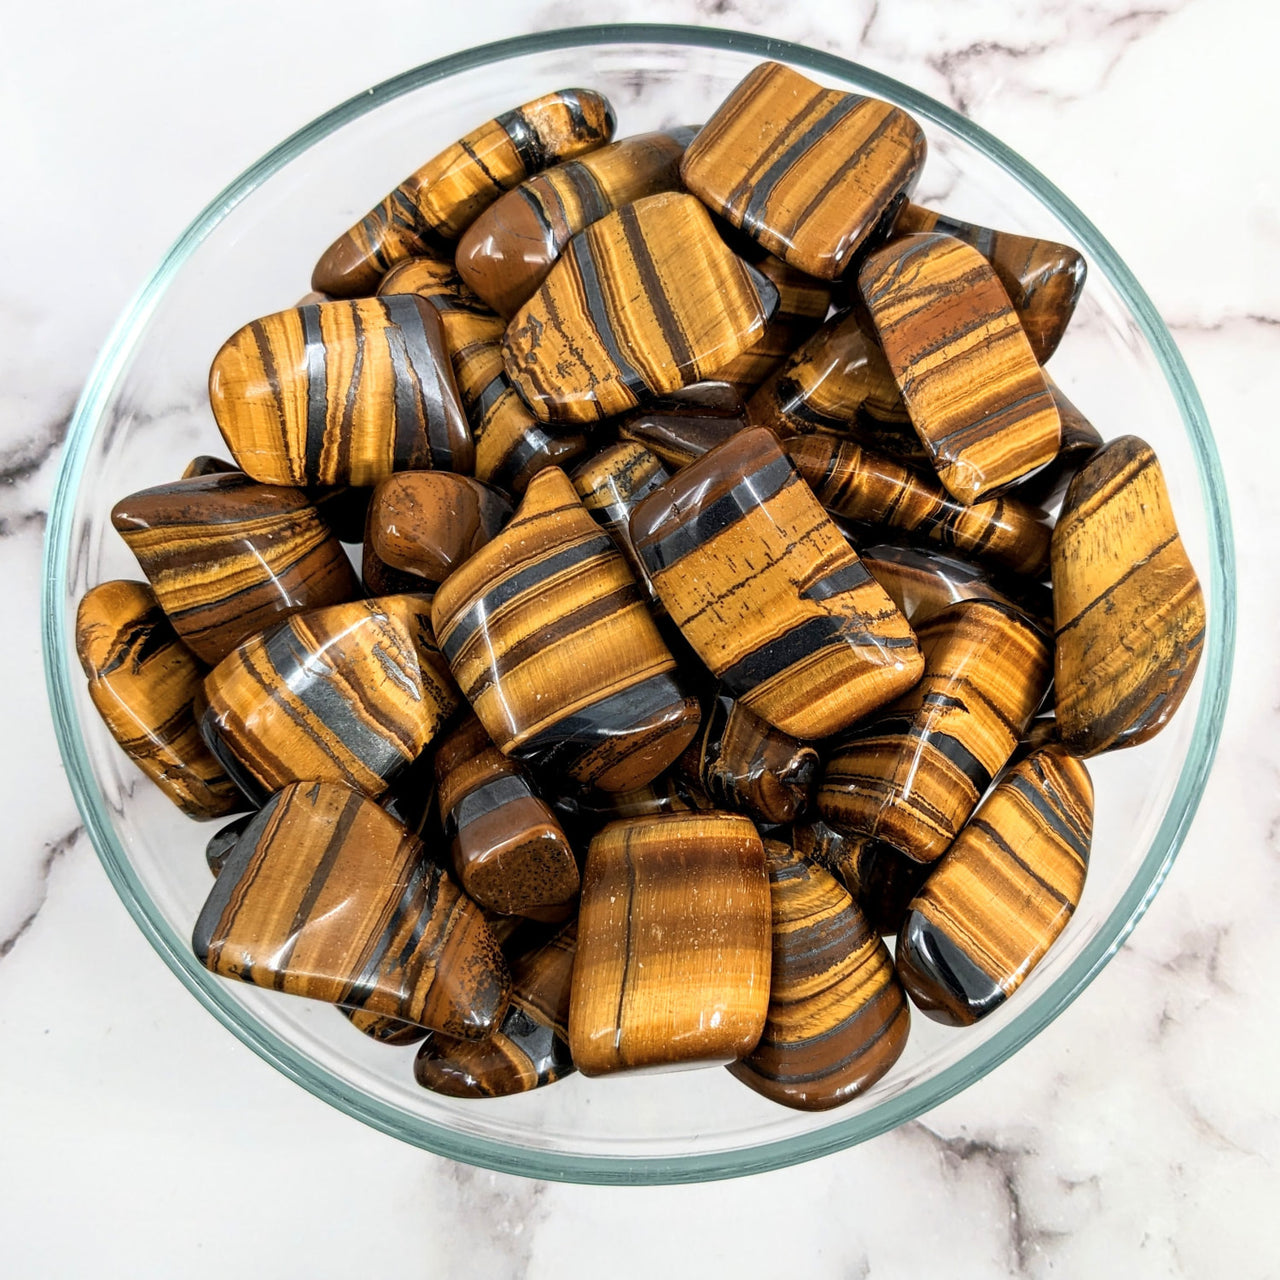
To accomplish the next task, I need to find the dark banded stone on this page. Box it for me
[787,433,1052,578]
[1007,376,1103,511]
[892,203,1087,364]
[312,87,616,297]
[209,296,472,487]
[503,191,779,423]
[341,1006,429,1046]
[74,580,240,821]
[193,781,511,1037]
[205,812,253,876]
[681,61,926,279]
[201,593,460,801]
[729,841,909,1110]
[431,467,700,793]
[819,599,1053,864]
[456,129,690,317]
[630,427,922,740]
[434,715,579,919]
[615,381,748,471]
[858,233,1062,503]
[414,921,577,1098]
[547,773,714,846]
[111,471,359,666]
[679,688,819,825]
[897,746,1092,1025]
[568,812,770,1076]
[1052,436,1205,755]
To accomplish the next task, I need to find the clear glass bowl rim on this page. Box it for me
[41,22,1236,1185]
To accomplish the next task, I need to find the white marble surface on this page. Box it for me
[2,1,1277,1275]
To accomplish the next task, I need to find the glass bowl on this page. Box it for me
[42,23,1235,1185]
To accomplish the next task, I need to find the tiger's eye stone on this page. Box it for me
[431,467,700,793]
[111,471,359,666]
[792,819,928,937]
[201,593,460,803]
[548,774,713,846]
[729,841,909,1110]
[205,812,253,876]
[414,921,577,1097]
[897,747,1092,1025]
[209,296,472,487]
[858,233,1062,503]
[892,203,1087,364]
[312,87,616,297]
[182,455,238,479]
[1052,436,1205,755]
[819,599,1052,864]
[1007,377,1103,511]
[341,1006,429,1046]
[616,381,748,471]
[378,257,590,493]
[787,434,1052,578]
[568,812,770,1075]
[434,715,580,918]
[679,689,819,825]
[193,781,511,1037]
[75,580,240,821]
[503,191,779,423]
[681,61,926,280]
[630,428,923,740]
[368,471,511,584]
[456,129,691,317]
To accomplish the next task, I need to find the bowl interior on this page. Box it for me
[44,26,1232,1184]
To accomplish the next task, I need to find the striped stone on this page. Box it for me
[615,381,747,471]
[1007,376,1102,511]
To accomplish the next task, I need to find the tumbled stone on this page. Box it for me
[367,471,511,584]
[201,593,460,803]
[898,747,1092,1025]
[456,129,691,317]
[209,296,473,487]
[681,61,926,279]
[378,256,589,492]
[1052,436,1205,755]
[193,781,510,1037]
[415,921,577,1097]
[679,688,819,825]
[630,428,923,740]
[341,1006,429,1046]
[312,87,616,297]
[547,774,713,846]
[1008,377,1102,511]
[892,203,1087,364]
[729,841,909,1110]
[434,715,579,919]
[111,471,359,665]
[75,580,240,820]
[819,599,1052,864]
[205,812,253,875]
[503,191,779,423]
[787,434,1052,578]
[615,381,747,471]
[859,233,1062,503]
[568,812,770,1075]
[432,467,700,792]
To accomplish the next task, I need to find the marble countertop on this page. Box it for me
[3,1,1277,1275]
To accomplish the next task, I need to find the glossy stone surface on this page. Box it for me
[431,467,700,792]
[1008,375,1104,510]
[615,381,747,471]
[112,472,359,666]
[788,433,1052,578]
[547,774,713,845]
[312,87,616,297]
[201,593,460,803]
[75,580,241,821]
[204,812,253,876]
[377,256,589,492]
[455,129,691,317]
[897,747,1092,1026]
[1052,435,1205,755]
[341,1007,429,1047]
[729,841,909,1110]
[209,296,472,487]
[568,812,770,1076]
[630,428,923,740]
[503,191,779,423]
[434,715,580,918]
[367,471,511,583]
[679,689,819,825]
[414,922,577,1098]
[681,61,926,279]
[819,599,1053,864]
[893,202,1087,364]
[193,782,511,1037]
[859,233,1062,503]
